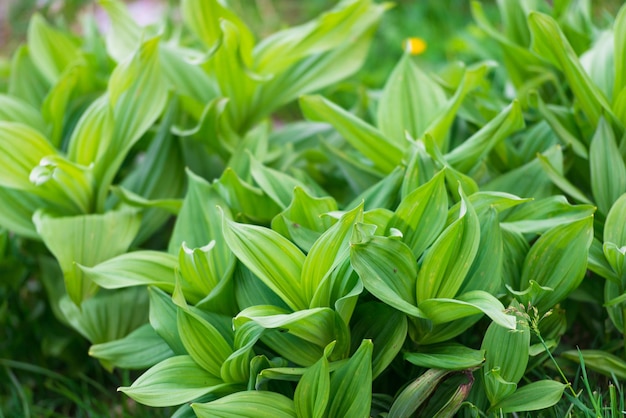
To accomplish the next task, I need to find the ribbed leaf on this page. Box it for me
[326,340,373,418]
[390,169,447,258]
[192,391,296,418]
[294,342,334,418]
[78,251,177,292]
[223,218,307,311]
[416,188,480,301]
[405,343,485,370]
[590,117,626,215]
[89,324,174,371]
[300,95,403,174]
[387,369,451,418]
[605,193,626,246]
[490,381,566,414]
[119,355,231,407]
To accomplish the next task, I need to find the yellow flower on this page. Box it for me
[404,37,427,55]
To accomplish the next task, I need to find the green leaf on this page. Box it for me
[0,188,43,239]
[528,12,613,126]
[271,186,337,250]
[614,4,626,98]
[446,101,525,173]
[345,166,403,211]
[605,193,626,246]
[192,391,296,418]
[390,169,447,258]
[78,251,177,292]
[98,0,142,62]
[350,224,421,317]
[89,324,175,371]
[177,307,233,378]
[405,343,485,370]
[537,149,592,204]
[377,54,447,146]
[482,314,530,406]
[387,369,451,418]
[303,203,363,305]
[419,291,516,330]
[34,209,141,305]
[66,95,113,166]
[490,380,566,413]
[300,95,403,174]
[249,154,313,209]
[294,342,334,418]
[182,0,254,54]
[518,216,594,311]
[0,121,57,190]
[149,287,186,355]
[326,340,373,418]
[223,218,307,311]
[8,45,49,107]
[234,306,349,366]
[119,355,231,407]
[416,188,480,301]
[561,349,626,380]
[0,94,47,133]
[27,14,80,83]
[590,117,626,215]
[350,302,407,379]
[60,287,149,344]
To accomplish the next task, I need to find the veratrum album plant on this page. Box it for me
[1,0,626,416]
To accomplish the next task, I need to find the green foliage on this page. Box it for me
[3,0,626,416]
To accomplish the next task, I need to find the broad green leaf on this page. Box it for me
[518,216,594,311]
[177,307,233,378]
[389,169,447,258]
[0,188,43,239]
[169,170,234,288]
[294,342,334,418]
[537,149,592,204]
[419,291,516,330]
[179,243,237,313]
[66,95,113,165]
[350,302,407,379]
[98,0,142,62]
[401,142,436,198]
[303,203,363,304]
[377,54,447,146]
[34,209,141,305]
[119,355,232,407]
[0,94,47,133]
[326,340,373,418]
[78,251,177,292]
[216,168,282,224]
[528,12,613,126]
[0,121,57,190]
[223,218,307,311]
[192,391,296,418]
[111,186,182,215]
[149,287,186,355]
[249,154,313,209]
[561,349,626,380]
[501,196,596,235]
[446,101,525,173]
[490,380,566,413]
[590,117,626,215]
[89,324,175,371]
[345,166,403,211]
[387,369,451,418]
[482,314,530,406]
[220,320,263,384]
[233,264,291,311]
[605,193,626,246]
[300,95,403,174]
[8,45,49,107]
[416,189,480,301]
[311,256,363,325]
[59,287,148,344]
[588,238,620,283]
[459,208,503,295]
[234,306,349,365]
[271,186,337,249]
[405,343,485,370]
[182,0,254,55]
[96,37,168,208]
[27,14,80,83]
[350,224,421,317]
[159,45,219,105]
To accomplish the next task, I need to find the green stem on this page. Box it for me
[535,328,577,398]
